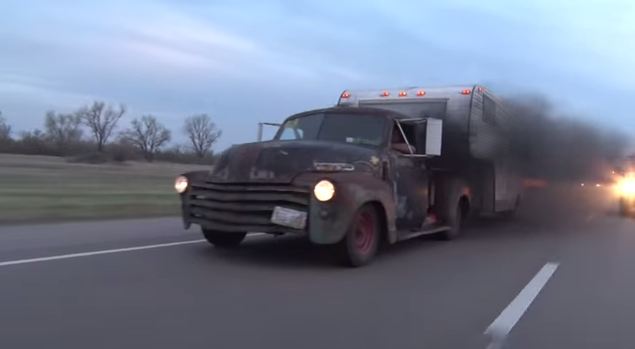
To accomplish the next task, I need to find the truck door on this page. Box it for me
[388,122,429,230]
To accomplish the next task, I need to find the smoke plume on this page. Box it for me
[503,95,630,182]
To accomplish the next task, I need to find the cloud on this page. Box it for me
[1,0,635,150]
[0,77,100,134]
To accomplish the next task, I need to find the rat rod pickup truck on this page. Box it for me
[175,85,520,266]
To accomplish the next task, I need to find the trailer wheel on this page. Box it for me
[202,229,246,248]
[503,195,521,219]
[338,204,380,267]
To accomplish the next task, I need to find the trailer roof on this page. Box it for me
[337,84,488,106]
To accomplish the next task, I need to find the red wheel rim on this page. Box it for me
[354,211,375,254]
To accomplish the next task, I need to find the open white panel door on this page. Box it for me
[425,118,443,156]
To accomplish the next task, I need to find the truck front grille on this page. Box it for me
[185,181,310,233]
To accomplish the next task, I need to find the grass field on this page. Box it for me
[0,154,210,224]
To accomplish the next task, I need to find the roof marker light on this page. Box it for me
[416,90,426,97]
[398,90,407,97]
[340,90,351,99]
[380,90,390,97]
[461,88,472,95]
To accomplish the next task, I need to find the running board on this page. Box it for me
[397,226,450,241]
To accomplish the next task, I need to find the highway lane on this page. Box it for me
[507,214,635,348]
[0,187,634,349]
[0,217,202,261]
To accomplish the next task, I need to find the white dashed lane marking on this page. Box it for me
[485,262,560,349]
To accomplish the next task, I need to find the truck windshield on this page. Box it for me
[275,113,386,147]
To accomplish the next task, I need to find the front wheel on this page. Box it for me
[202,229,246,248]
[338,204,380,267]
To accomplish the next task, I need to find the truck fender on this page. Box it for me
[347,189,396,245]
[178,170,210,229]
[358,200,396,245]
[309,181,396,245]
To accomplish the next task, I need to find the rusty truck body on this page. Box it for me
[175,85,521,266]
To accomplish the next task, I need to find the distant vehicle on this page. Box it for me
[174,85,521,266]
[613,156,635,216]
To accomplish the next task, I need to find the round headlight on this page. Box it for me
[314,180,335,202]
[174,176,188,194]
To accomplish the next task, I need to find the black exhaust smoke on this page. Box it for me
[499,94,630,223]
[503,95,629,182]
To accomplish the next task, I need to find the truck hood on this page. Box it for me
[210,140,380,183]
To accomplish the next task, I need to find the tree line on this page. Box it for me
[0,102,222,163]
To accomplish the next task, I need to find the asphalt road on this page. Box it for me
[1,186,634,349]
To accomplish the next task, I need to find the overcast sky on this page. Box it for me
[1,0,634,150]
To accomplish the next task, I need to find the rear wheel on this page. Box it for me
[434,178,468,240]
[202,229,246,248]
[338,204,380,267]
[438,198,467,240]
[502,195,521,219]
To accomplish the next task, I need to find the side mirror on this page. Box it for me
[424,118,443,156]
[257,122,282,141]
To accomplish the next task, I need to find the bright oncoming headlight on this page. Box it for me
[617,175,635,197]
[174,176,189,194]
[314,180,335,202]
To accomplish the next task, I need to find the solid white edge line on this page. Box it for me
[485,262,559,348]
[0,232,269,267]
[0,239,207,267]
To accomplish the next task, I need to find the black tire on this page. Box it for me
[202,229,246,248]
[435,177,468,240]
[502,195,521,219]
[438,200,464,240]
[338,204,380,267]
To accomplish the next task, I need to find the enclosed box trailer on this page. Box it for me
[337,85,521,215]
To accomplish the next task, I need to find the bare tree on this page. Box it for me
[44,110,83,153]
[120,115,171,161]
[17,129,49,155]
[184,114,222,158]
[78,101,126,152]
[0,111,11,143]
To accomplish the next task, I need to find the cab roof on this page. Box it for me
[285,106,412,122]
